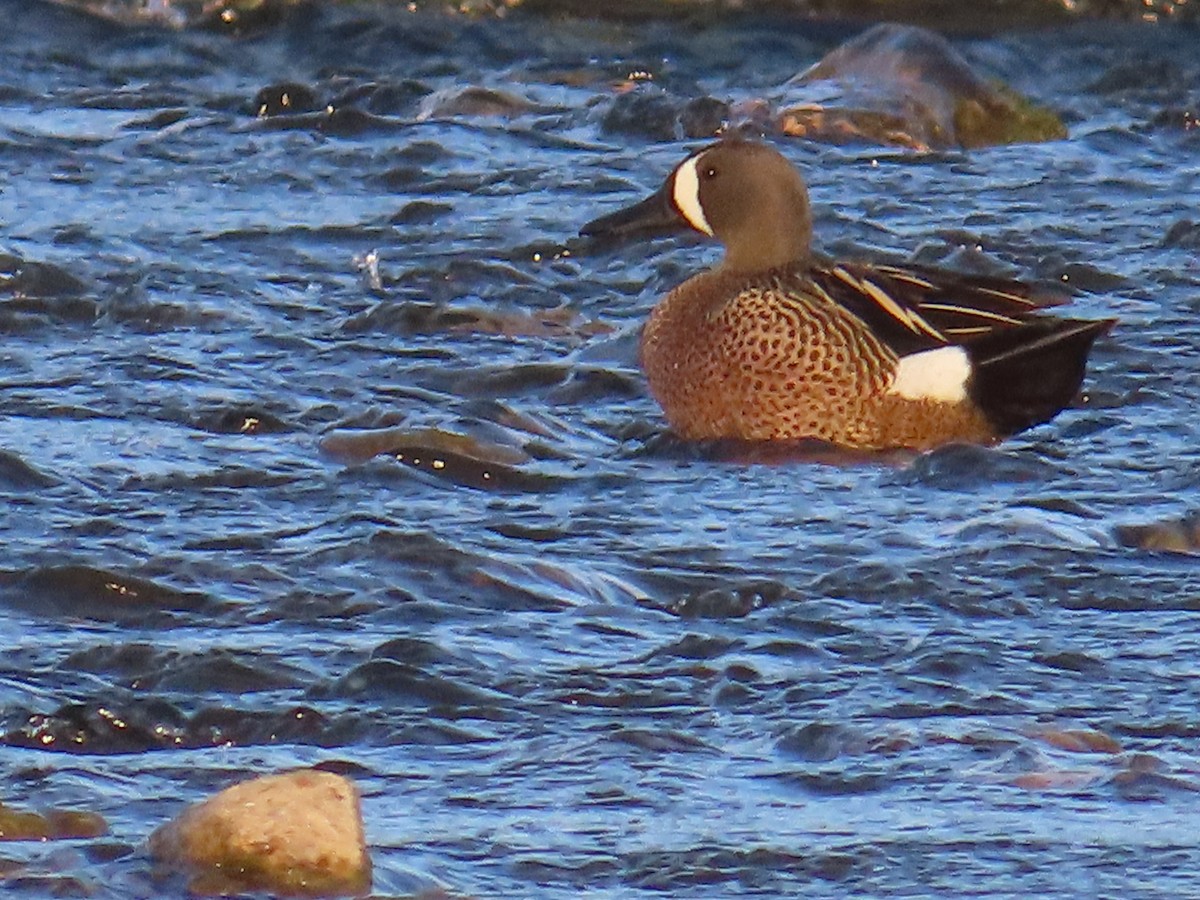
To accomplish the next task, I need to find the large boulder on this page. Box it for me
[777,24,1067,149]
[149,769,371,897]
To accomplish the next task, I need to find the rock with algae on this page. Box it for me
[149,769,371,897]
[777,24,1067,150]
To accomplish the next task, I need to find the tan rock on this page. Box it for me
[0,802,106,841]
[1116,516,1200,554]
[149,769,370,897]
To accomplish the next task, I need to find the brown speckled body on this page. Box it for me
[641,266,996,450]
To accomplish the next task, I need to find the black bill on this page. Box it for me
[579,182,685,239]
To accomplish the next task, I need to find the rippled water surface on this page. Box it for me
[3,1,1200,896]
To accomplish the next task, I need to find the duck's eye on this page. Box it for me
[703,166,718,179]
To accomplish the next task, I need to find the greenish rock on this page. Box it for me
[776,24,1067,150]
[953,83,1069,149]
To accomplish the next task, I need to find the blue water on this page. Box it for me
[3,1,1200,896]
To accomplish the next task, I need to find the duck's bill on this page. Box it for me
[580,185,685,239]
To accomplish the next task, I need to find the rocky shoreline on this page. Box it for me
[47,0,1200,31]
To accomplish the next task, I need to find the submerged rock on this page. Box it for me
[600,83,730,140]
[198,0,304,34]
[590,24,1064,150]
[0,252,88,299]
[320,425,529,468]
[417,85,545,120]
[1116,514,1200,554]
[253,82,323,117]
[1163,219,1200,249]
[149,769,370,897]
[776,24,1067,150]
[0,802,107,841]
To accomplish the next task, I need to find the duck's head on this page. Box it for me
[581,140,813,274]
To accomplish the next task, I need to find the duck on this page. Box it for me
[580,139,1115,451]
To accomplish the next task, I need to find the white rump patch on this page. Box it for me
[672,155,714,236]
[888,346,971,403]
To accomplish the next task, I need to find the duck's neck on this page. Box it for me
[717,213,813,275]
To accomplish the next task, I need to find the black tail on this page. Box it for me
[966,317,1115,436]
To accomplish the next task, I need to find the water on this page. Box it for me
[2,1,1200,896]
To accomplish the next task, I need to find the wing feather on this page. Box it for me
[802,260,1068,357]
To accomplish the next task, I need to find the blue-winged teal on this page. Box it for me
[581,140,1114,451]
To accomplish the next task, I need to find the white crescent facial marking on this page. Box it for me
[672,155,714,236]
[888,346,971,403]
